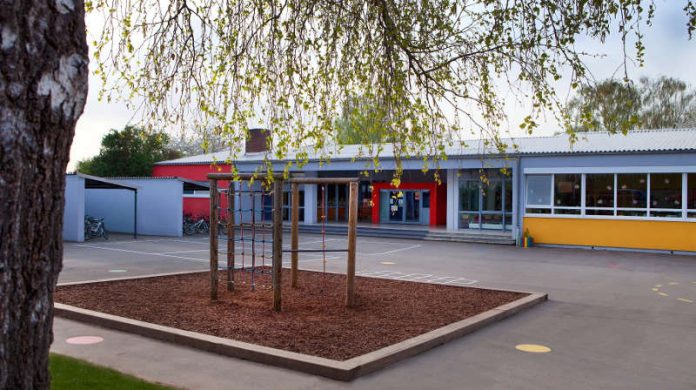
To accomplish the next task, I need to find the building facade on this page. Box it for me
[153,128,696,253]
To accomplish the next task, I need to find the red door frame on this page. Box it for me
[371,182,446,226]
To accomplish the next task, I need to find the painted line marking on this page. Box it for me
[380,261,396,265]
[655,284,662,288]
[358,244,422,256]
[108,269,127,273]
[77,245,210,264]
[515,344,551,353]
[651,288,659,292]
[677,298,694,303]
[657,292,669,297]
[667,282,680,286]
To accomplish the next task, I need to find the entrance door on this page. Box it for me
[380,190,427,224]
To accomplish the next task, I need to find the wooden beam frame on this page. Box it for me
[291,182,300,288]
[209,179,218,301]
[207,173,359,310]
[272,179,284,312]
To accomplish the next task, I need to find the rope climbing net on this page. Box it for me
[207,174,360,312]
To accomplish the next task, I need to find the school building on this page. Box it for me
[153,128,696,253]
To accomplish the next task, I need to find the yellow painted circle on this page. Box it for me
[515,344,551,353]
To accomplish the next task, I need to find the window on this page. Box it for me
[586,174,614,210]
[553,174,581,214]
[649,173,682,218]
[689,174,696,219]
[459,180,479,211]
[526,171,693,220]
[616,174,647,215]
[526,175,551,214]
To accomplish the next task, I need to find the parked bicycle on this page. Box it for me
[183,215,210,235]
[183,214,229,236]
[84,215,109,240]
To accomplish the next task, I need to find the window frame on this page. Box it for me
[524,170,695,222]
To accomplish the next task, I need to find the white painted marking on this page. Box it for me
[77,245,209,264]
[358,244,422,256]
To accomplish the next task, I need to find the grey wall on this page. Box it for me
[86,179,184,237]
[85,188,136,234]
[63,175,85,242]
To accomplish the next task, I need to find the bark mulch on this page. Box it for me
[55,270,527,361]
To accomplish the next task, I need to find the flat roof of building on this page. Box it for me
[155,128,696,166]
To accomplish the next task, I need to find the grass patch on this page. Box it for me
[50,353,174,390]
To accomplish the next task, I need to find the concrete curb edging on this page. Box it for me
[55,292,547,381]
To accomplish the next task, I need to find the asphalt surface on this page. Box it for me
[53,233,696,389]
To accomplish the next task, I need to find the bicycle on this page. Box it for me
[183,215,210,235]
[84,215,109,240]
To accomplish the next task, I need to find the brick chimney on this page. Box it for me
[245,128,270,154]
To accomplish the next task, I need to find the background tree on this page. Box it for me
[168,126,229,157]
[567,76,696,133]
[334,96,392,145]
[77,126,181,176]
[0,1,88,388]
[640,76,696,129]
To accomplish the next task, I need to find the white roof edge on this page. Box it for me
[155,128,696,165]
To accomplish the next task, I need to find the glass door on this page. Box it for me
[458,170,512,231]
[380,190,426,224]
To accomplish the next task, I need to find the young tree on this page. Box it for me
[0,1,88,388]
[76,126,181,176]
[91,1,696,177]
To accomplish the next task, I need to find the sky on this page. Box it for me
[67,2,696,171]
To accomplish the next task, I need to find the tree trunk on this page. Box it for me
[0,0,88,388]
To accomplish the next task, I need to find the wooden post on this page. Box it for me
[272,179,284,312]
[291,182,299,288]
[209,179,219,301]
[226,182,235,291]
[346,181,358,307]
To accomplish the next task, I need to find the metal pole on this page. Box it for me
[272,179,284,312]
[133,190,138,240]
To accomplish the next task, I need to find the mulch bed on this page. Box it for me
[55,269,527,361]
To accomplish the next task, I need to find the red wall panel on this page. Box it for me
[153,164,232,218]
[370,182,446,226]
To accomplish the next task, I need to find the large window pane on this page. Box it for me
[650,173,682,209]
[482,180,502,211]
[689,173,696,210]
[504,178,513,212]
[617,174,647,208]
[459,180,479,211]
[526,175,551,206]
[554,174,581,207]
[586,174,614,208]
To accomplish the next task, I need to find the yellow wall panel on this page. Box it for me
[523,217,696,252]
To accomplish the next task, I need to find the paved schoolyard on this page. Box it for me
[54,233,696,389]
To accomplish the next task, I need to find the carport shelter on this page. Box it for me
[63,174,210,242]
